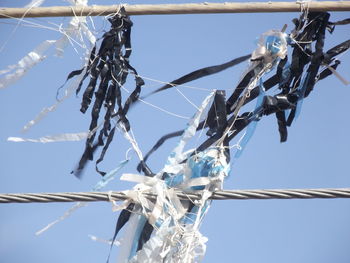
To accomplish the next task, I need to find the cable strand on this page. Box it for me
[1,188,350,203]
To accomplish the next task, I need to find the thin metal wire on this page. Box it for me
[1,188,350,204]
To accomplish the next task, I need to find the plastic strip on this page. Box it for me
[234,80,265,159]
[24,0,45,8]
[36,158,129,235]
[162,91,215,175]
[146,55,250,97]
[294,72,310,120]
[325,64,350,85]
[22,59,88,132]
[8,132,89,143]
[35,202,87,235]
[1,0,94,90]
[0,40,56,89]
[93,159,129,191]
[89,234,120,246]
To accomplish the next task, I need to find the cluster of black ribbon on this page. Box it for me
[62,8,145,177]
[61,9,348,181]
[137,12,350,175]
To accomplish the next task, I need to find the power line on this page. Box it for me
[0,2,350,19]
[1,188,350,204]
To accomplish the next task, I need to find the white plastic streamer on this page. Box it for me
[89,234,121,246]
[21,1,96,132]
[325,64,350,85]
[24,0,45,8]
[36,158,129,235]
[0,0,95,90]
[162,91,215,175]
[21,65,88,132]
[1,0,96,133]
[0,40,56,89]
[8,132,89,143]
[35,202,87,235]
[118,124,144,161]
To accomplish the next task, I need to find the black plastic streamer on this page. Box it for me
[65,8,144,177]
[140,12,350,170]
[143,54,250,98]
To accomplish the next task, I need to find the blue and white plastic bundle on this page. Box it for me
[116,92,230,263]
[113,29,291,263]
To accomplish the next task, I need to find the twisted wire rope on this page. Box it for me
[1,188,350,204]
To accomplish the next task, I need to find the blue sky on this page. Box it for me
[1,0,350,262]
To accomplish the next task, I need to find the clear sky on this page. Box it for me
[1,0,350,262]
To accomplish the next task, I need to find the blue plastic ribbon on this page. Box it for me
[93,159,129,191]
[294,72,310,120]
[234,79,265,159]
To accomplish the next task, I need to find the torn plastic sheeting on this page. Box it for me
[251,30,288,63]
[184,147,230,191]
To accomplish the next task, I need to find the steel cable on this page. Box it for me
[1,188,350,204]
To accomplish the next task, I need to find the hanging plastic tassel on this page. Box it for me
[107,91,231,263]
